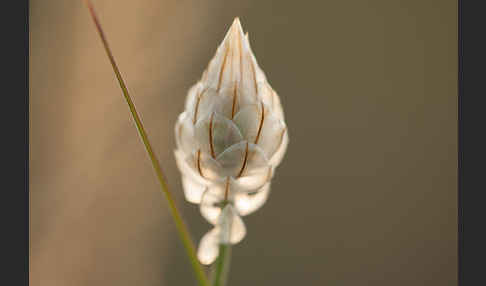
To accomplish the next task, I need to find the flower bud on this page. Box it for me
[174,17,288,265]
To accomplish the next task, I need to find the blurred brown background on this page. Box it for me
[29,0,457,285]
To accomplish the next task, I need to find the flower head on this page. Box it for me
[174,17,288,265]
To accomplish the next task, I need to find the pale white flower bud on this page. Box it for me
[174,18,288,265]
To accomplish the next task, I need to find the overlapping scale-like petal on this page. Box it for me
[197,205,247,265]
[218,205,246,244]
[195,113,243,157]
[234,182,271,216]
[197,227,220,265]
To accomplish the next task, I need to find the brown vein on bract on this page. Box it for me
[202,69,208,82]
[177,123,183,144]
[270,86,275,109]
[196,149,206,178]
[237,142,249,178]
[217,42,230,92]
[224,177,230,201]
[254,101,265,144]
[231,85,238,119]
[230,42,235,84]
[265,167,273,182]
[248,54,259,97]
[238,28,243,84]
[193,89,202,124]
[209,113,216,158]
[276,128,287,152]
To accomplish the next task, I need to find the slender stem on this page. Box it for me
[211,244,232,286]
[83,2,210,286]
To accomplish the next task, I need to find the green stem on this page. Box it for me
[83,2,210,286]
[211,244,232,286]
